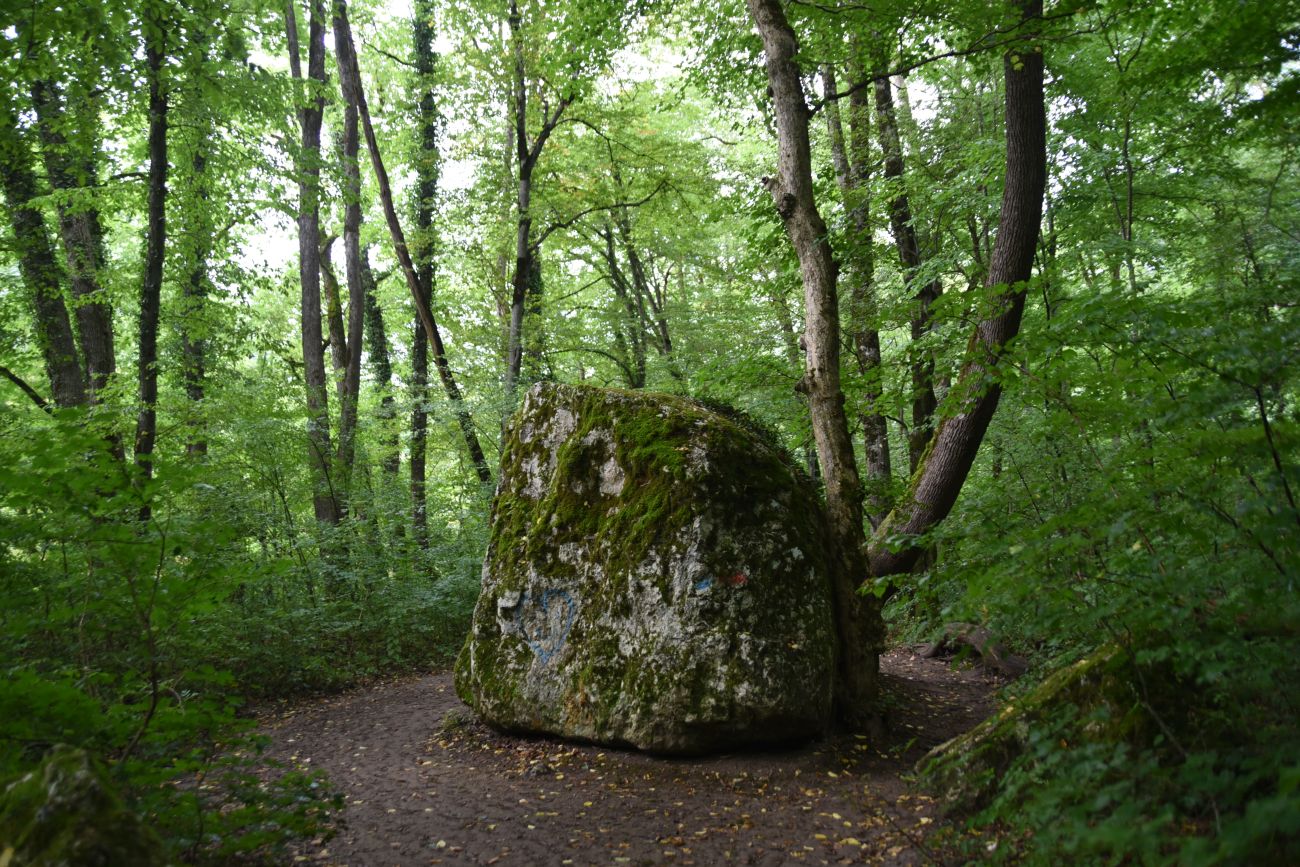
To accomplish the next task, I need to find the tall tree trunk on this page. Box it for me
[522,239,546,380]
[330,20,366,500]
[320,236,349,396]
[874,67,940,474]
[135,8,169,520]
[867,0,1047,578]
[411,0,437,545]
[287,0,341,525]
[181,145,209,457]
[746,0,883,725]
[333,0,492,485]
[0,109,85,409]
[823,61,891,526]
[503,0,569,397]
[361,249,399,477]
[598,222,647,388]
[504,0,531,396]
[30,82,116,411]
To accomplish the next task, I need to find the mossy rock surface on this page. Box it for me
[918,643,1148,814]
[455,382,835,754]
[0,745,166,867]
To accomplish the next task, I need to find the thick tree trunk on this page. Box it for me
[874,69,941,474]
[30,82,116,410]
[0,109,85,409]
[823,61,891,526]
[333,0,492,485]
[135,11,169,519]
[747,0,883,725]
[287,0,342,525]
[868,0,1047,578]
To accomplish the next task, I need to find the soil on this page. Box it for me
[257,649,1000,867]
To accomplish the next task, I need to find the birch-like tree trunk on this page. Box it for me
[746,0,883,724]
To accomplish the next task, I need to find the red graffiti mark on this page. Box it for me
[721,571,748,588]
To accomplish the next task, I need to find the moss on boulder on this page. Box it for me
[0,746,166,866]
[918,643,1157,814]
[455,383,836,754]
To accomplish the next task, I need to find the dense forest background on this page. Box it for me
[1,0,1297,862]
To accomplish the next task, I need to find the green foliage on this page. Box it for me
[897,56,1300,860]
[0,393,482,860]
[1,0,1297,860]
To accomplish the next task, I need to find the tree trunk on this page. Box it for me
[502,0,569,397]
[746,0,884,725]
[320,236,349,396]
[0,108,85,409]
[504,0,531,396]
[411,0,437,545]
[361,249,399,477]
[181,145,209,457]
[599,222,647,388]
[823,61,891,526]
[333,0,492,485]
[867,0,1047,578]
[874,68,940,474]
[30,81,116,411]
[331,12,366,501]
[135,9,169,520]
[287,0,341,525]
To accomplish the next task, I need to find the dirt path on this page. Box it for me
[259,650,996,866]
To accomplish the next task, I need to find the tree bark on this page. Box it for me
[333,0,492,485]
[746,0,883,724]
[320,236,349,393]
[823,61,891,526]
[181,145,209,457]
[411,0,437,545]
[30,81,116,410]
[331,13,366,499]
[361,248,399,477]
[0,108,85,409]
[135,7,169,519]
[287,0,342,525]
[874,67,941,475]
[867,0,1047,578]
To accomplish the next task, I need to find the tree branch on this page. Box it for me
[0,364,52,413]
[533,180,668,251]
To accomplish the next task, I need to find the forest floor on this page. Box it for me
[256,649,1000,866]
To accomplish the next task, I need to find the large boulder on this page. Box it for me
[0,746,166,866]
[455,383,836,753]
